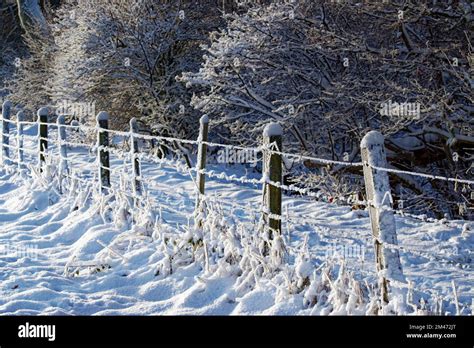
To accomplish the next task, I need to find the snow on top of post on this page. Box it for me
[2,100,12,110]
[37,107,49,117]
[130,117,138,131]
[361,130,385,148]
[96,111,109,122]
[200,114,209,124]
[263,122,283,137]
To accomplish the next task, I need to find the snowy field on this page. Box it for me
[0,125,472,316]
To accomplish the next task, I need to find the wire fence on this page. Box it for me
[1,112,473,217]
[0,104,473,309]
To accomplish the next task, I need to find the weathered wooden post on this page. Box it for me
[97,111,110,191]
[262,123,283,237]
[16,111,25,169]
[2,101,12,165]
[130,117,141,196]
[37,107,49,171]
[361,131,405,304]
[57,115,68,174]
[195,115,209,209]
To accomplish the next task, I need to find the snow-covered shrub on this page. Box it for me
[181,0,473,218]
[0,3,25,99]
[6,26,54,117]
[47,0,228,135]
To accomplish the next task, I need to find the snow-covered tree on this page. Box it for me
[47,0,230,134]
[1,0,58,100]
[5,3,54,115]
[0,1,21,98]
[181,0,473,218]
[8,0,239,132]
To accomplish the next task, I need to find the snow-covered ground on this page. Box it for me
[0,125,472,315]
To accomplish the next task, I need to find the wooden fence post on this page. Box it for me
[57,115,68,174]
[195,115,209,209]
[262,123,283,237]
[37,107,49,171]
[361,131,405,305]
[130,117,141,195]
[97,111,110,191]
[2,101,12,165]
[16,111,24,169]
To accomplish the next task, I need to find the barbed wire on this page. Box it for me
[3,117,473,186]
[3,118,474,219]
[1,115,473,267]
[1,118,17,125]
[17,120,37,126]
[371,164,474,186]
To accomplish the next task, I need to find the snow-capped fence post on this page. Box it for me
[130,117,141,196]
[361,131,405,304]
[97,112,110,192]
[262,123,283,237]
[37,107,49,171]
[16,111,25,169]
[57,115,68,175]
[1,101,12,165]
[195,115,209,210]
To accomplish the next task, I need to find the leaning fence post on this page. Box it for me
[195,115,209,209]
[37,107,49,171]
[57,115,68,175]
[130,117,141,196]
[16,111,24,168]
[262,123,283,237]
[361,131,405,305]
[2,101,12,165]
[97,112,110,192]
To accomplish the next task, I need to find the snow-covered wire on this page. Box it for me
[197,168,262,186]
[59,140,93,148]
[1,143,20,151]
[267,148,363,167]
[370,164,474,186]
[17,120,38,126]
[8,119,472,186]
[378,239,472,266]
[1,118,18,125]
